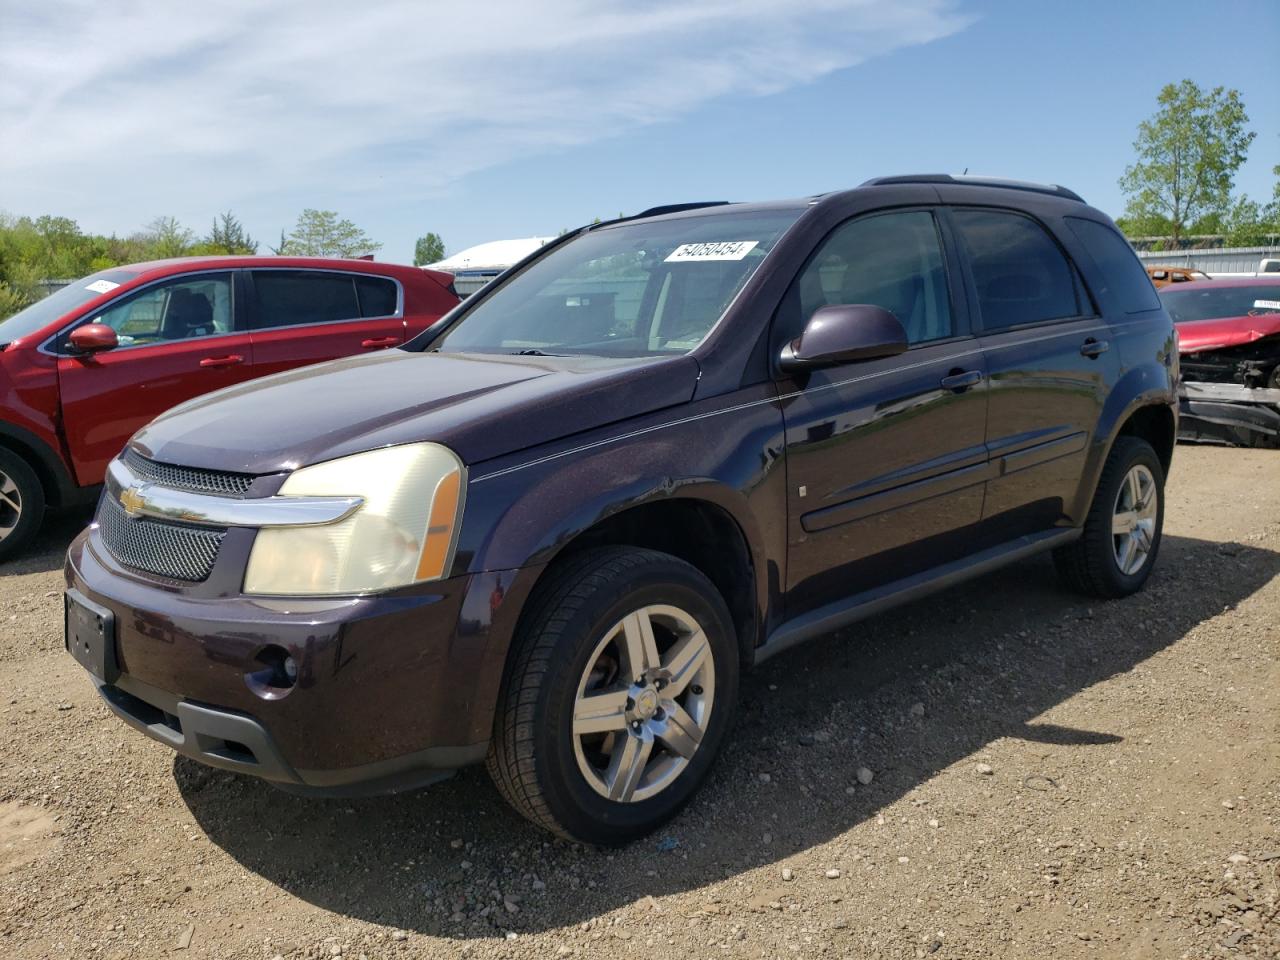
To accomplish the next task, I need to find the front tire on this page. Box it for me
[487,547,739,845]
[1053,436,1165,598]
[0,449,45,563]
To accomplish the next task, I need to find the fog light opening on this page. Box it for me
[246,645,298,699]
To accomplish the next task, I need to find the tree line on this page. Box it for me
[0,210,448,320]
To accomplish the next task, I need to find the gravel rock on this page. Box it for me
[856,767,874,785]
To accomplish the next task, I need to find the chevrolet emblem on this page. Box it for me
[118,485,146,518]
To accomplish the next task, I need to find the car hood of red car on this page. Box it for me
[130,349,700,474]
[1175,313,1280,353]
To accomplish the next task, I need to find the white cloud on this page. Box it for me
[0,0,971,237]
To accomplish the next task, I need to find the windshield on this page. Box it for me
[434,209,801,358]
[0,269,139,345]
[1161,284,1280,323]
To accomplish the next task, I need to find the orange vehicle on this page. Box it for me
[1146,265,1211,287]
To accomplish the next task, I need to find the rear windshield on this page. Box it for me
[0,269,139,345]
[433,209,801,358]
[1160,285,1280,323]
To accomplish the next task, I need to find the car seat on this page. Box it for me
[162,289,215,339]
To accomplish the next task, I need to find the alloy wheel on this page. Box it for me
[571,604,715,803]
[1111,463,1158,576]
[0,470,22,543]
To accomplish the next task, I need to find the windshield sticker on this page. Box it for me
[1253,299,1280,310]
[665,241,759,263]
[85,279,120,294]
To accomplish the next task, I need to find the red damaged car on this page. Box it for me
[0,257,458,559]
[1161,277,1280,448]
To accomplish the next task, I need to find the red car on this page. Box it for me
[1160,276,1280,447]
[0,257,458,558]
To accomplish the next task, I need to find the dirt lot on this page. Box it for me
[1,446,1277,960]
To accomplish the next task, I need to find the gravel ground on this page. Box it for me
[1,445,1277,960]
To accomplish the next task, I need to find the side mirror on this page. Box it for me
[68,323,119,355]
[779,304,907,373]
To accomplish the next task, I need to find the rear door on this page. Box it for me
[246,269,407,378]
[56,271,254,484]
[777,208,990,617]
[947,207,1120,539]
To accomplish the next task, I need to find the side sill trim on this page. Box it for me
[755,527,1081,665]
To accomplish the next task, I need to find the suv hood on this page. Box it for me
[131,350,700,474]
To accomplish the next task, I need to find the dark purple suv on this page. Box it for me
[66,176,1178,844]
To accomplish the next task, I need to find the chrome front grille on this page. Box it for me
[98,493,225,582]
[123,448,256,497]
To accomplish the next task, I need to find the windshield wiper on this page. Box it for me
[512,348,568,357]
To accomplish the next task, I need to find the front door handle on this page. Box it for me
[198,355,244,368]
[361,336,400,349]
[1080,337,1110,358]
[940,369,983,392]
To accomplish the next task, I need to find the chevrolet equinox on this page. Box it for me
[66,176,1178,844]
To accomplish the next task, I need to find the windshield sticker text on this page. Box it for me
[665,241,759,263]
[1253,299,1280,310]
[85,279,120,294]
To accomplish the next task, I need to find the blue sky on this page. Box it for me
[2,0,1277,263]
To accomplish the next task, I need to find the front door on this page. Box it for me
[56,271,255,485]
[777,209,990,618]
[245,269,407,377]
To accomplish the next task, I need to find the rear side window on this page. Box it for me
[355,276,399,317]
[953,209,1079,330]
[1064,217,1161,313]
[251,271,360,328]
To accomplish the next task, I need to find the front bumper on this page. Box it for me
[64,529,520,795]
[1178,381,1280,449]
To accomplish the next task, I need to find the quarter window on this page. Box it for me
[84,273,233,349]
[780,210,954,346]
[1064,217,1161,314]
[952,209,1080,330]
[251,271,361,328]
[355,276,399,317]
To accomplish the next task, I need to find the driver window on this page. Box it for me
[778,211,953,348]
[87,273,233,349]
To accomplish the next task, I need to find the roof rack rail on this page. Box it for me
[861,174,1084,203]
[633,201,732,219]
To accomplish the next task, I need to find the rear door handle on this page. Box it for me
[940,369,983,392]
[198,355,244,368]
[1080,337,1110,358]
[361,336,400,349]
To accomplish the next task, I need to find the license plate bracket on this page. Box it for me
[65,590,118,684]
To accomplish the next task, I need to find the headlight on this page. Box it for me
[243,443,465,595]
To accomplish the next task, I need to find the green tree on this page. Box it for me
[1119,80,1256,244]
[413,232,445,266]
[141,216,195,258]
[197,211,257,254]
[280,209,381,258]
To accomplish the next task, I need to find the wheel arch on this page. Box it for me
[0,420,84,510]
[1073,363,1176,522]
[525,494,762,669]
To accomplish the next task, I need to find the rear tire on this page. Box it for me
[486,547,739,845]
[1053,436,1164,598]
[0,449,44,563]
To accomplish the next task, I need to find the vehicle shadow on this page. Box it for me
[177,533,1280,938]
[0,509,93,577]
